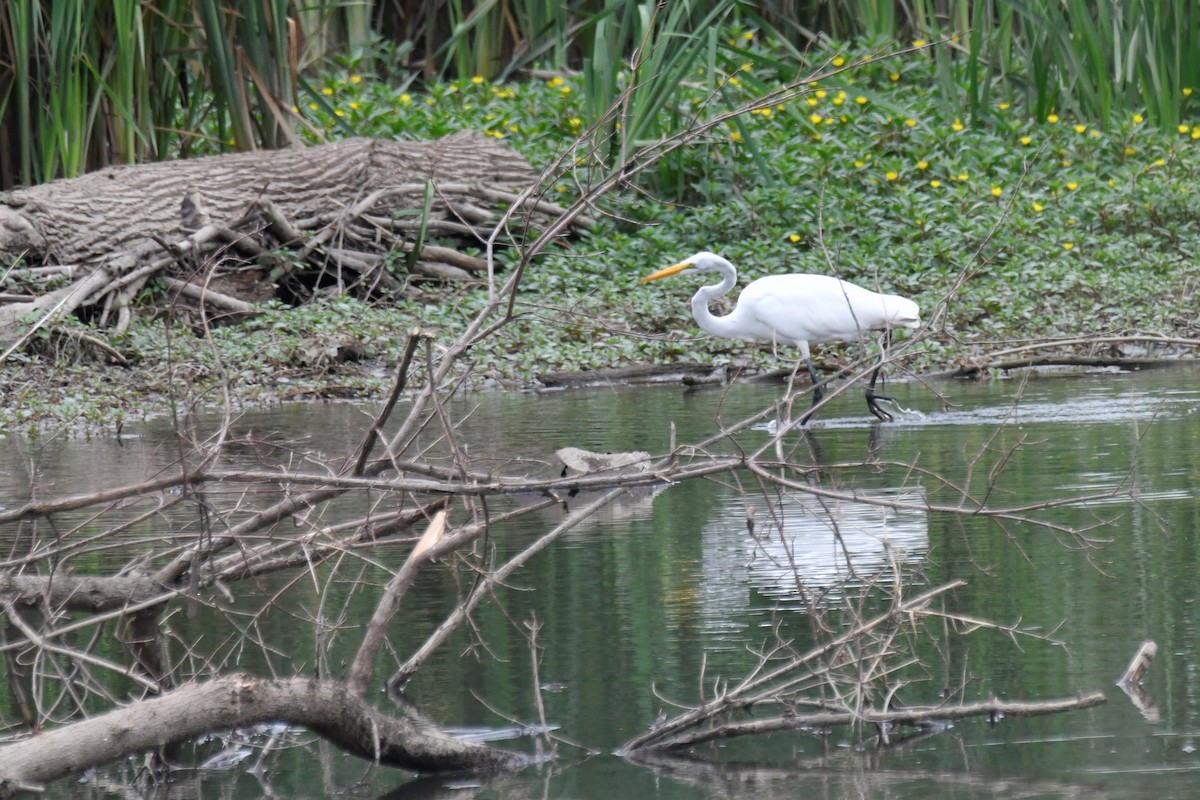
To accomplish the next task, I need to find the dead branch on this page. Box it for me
[635,693,1108,750]
[0,673,527,796]
[618,581,966,754]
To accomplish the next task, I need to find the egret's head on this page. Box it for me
[640,251,729,284]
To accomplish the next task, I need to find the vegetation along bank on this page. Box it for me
[2,32,1199,434]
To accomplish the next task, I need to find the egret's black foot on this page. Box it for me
[865,390,895,423]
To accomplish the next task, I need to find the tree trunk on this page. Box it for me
[0,673,526,796]
[0,133,536,264]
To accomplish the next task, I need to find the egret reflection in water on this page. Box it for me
[700,487,928,632]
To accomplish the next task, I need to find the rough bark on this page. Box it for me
[0,572,172,613]
[0,132,577,351]
[0,673,526,796]
[0,133,534,264]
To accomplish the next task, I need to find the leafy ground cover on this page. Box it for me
[4,36,1200,434]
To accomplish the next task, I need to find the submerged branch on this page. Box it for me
[635,693,1108,751]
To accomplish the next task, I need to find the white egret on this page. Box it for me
[640,251,920,423]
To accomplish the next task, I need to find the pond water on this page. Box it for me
[4,366,1200,799]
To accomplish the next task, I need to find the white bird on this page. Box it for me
[640,251,920,423]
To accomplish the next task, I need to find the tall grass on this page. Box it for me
[0,2,302,187]
[2,0,1197,189]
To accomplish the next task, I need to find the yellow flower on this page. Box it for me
[730,131,743,142]
[321,87,334,96]
[1062,242,1074,250]
[810,113,823,125]
[1090,129,1101,138]
[400,93,411,104]
[951,119,964,132]
[855,96,868,105]
[1032,202,1044,212]
[1185,87,1194,97]
[832,95,844,106]
[741,63,752,72]
[349,101,360,110]
[308,102,318,111]
[885,170,899,181]
[426,97,436,105]
[998,102,1011,111]
[560,86,571,95]
[889,72,900,81]
[548,76,564,88]
[854,159,867,168]
[1133,113,1144,124]
[788,233,801,243]
[1046,113,1059,123]
[957,172,969,181]
[929,179,941,188]
[1066,182,1078,190]
[1124,146,1135,155]
[1179,124,1191,134]
[1062,159,1071,167]
[291,104,299,114]
[905,118,917,128]
[990,185,1002,197]
[471,75,484,84]
[1074,124,1087,134]
[728,76,741,86]
[742,31,754,41]
[916,160,929,170]
[1020,135,1032,145]
[1193,127,1200,139]
[913,39,926,47]
[569,117,582,128]
[832,56,846,67]
[334,108,345,117]
[350,75,362,84]
[816,90,827,99]
[1154,157,1166,166]
[806,97,818,107]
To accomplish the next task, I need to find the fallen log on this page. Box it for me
[0,133,577,352]
[0,133,534,264]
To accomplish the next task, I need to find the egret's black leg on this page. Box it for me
[865,330,896,422]
[799,357,824,426]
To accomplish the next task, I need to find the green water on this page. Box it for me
[3,367,1200,798]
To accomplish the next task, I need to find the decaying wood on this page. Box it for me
[0,673,527,796]
[0,132,589,352]
[932,335,1200,378]
[1118,640,1157,685]
[625,694,1109,751]
[0,134,534,264]
[536,362,718,387]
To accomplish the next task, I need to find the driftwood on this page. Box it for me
[0,133,590,352]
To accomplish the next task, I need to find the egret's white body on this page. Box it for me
[641,251,920,422]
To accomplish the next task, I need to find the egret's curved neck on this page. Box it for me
[690,266,742,339]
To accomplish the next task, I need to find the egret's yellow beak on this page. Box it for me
[639,261,690,284]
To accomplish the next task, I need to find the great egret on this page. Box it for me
[640,251,920,423]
